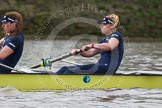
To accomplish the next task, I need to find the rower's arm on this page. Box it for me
[80,48,100,57]
[93,38,119,51]
[0,38,4,48]
[80,37,119,57]
[0,46,14,60]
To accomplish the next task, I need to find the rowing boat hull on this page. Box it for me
[0,74,162,91]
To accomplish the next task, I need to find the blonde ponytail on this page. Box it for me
[106,14,119,29]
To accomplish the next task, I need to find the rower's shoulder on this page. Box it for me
[110,31,123,41]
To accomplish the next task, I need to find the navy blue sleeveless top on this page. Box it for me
[0,32,24,73]
[97,31,124,73]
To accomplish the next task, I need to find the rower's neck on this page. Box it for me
[107,28,117,35]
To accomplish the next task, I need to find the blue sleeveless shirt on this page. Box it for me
[97,31,124,74]
[0,32,24,73]
[56,31,124,75]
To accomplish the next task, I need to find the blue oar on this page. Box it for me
[30,49,83,69]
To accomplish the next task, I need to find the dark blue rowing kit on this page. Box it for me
[57,31,124,74]
[0,32,24,73]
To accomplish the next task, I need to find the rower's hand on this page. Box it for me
[71,49,80,55]
[81,43,93,52]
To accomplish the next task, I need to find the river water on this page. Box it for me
[1,40,162,108]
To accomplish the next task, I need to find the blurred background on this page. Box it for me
[0,0,162,71]
[0,0,162,41]
[1,2,162,108]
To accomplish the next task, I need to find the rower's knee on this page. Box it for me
[56,66,68,74]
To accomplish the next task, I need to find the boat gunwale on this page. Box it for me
[1,72,162,76]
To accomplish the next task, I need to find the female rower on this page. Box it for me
[0,11,24,73]
[56,14,124,74]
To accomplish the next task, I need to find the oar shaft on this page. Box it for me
[0,63,38,73]
[31,50,82,69]
[0,63,19,72]
[50,50,83,63]
[30,53,72,69]
[50,53,72,63]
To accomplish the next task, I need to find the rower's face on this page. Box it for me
[100,24,112,35]
[2,22,16,33]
